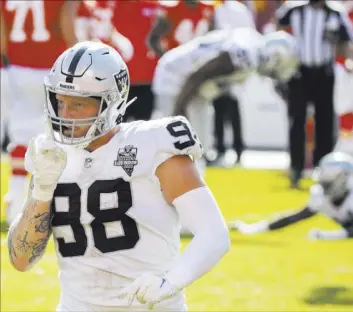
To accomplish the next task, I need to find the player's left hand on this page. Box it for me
[118,273,179,310]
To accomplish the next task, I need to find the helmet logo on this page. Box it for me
[114,69,129,94]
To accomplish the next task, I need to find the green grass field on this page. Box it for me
[1,158,353,311]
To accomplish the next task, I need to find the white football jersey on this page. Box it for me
[308,184,353,225]
[152,27,263,96]
[25,117,203,311]
[214,0,255,30]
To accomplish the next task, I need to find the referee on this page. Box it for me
[276,0,353,188]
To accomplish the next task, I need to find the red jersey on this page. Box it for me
[1,0,67,69]
[161,1,214,50]
[77,0,116,45]
[77,0,92,19]
[112,0,161,84]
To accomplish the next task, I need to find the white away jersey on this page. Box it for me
[152,27,263,96]
[24,117,202,311]
[308,184,353,225]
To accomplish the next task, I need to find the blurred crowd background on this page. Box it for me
[1,0,353,201]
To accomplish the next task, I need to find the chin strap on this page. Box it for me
[116,96,137,124]
[125,96,137,111]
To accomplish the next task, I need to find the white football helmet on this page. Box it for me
[258,31,299,83]
[44,41,132,148]
[312,152,353,200]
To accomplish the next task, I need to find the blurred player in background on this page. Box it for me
[114,0,161,122]
[76,0,162,122]
[148,0,214,55]
[0,12,10,147]
[75,1,134,62]
[207,0,256,167]
[7,41,230,311]
[230,152,353,241]
[152,28,299,174]
[335,1,353,155]
[1,0,78,225]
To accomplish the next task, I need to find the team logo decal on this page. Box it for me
[114,145,138,176]
[114,69,129,95]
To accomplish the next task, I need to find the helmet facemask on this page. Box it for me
[43,41,135,149]
[44,83,130,149]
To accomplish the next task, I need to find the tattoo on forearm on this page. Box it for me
[8,197,52,267]
[7,226,17,263]
[32,212,52,233]
[29,237,49,264]
[17,231,31,252]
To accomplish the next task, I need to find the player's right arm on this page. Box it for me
[146,10,171,57]
[7,178,53,271]
[229,206,316,235]
[8,135,67,272]
[109,27,134,62]
[230,184,326,234]
[60,0,79,47]
[173,51,235,115]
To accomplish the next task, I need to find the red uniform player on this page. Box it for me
[1,0,78,224]
[158,0,214,51]
[112,0,162,120]
[75,0,134,62]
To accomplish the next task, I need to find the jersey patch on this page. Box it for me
[113,145,138,176]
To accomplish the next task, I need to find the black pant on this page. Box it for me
[288,64,335,173]
[213,93,244,155]
[124,84,154,121]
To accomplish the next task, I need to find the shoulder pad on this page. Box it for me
[150,116,203,160]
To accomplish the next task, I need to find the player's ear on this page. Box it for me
[156,155,205,204]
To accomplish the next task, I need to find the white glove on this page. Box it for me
[28,135,67,202]
[229,220,268,235]
[118,273,179,310]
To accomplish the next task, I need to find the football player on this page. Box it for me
[229,152,353,241]
[152,27,299,169]
[1,0,78,225]
[7,41,230,311]
[148,0,214,55]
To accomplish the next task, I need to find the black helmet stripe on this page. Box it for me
[65,46,89,83]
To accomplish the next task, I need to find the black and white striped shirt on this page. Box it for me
[276,1,353,67]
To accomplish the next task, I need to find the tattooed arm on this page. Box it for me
[8,178,53,272]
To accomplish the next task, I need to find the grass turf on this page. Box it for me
[1,159,352,311]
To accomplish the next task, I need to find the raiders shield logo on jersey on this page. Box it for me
[114,145,138,176]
